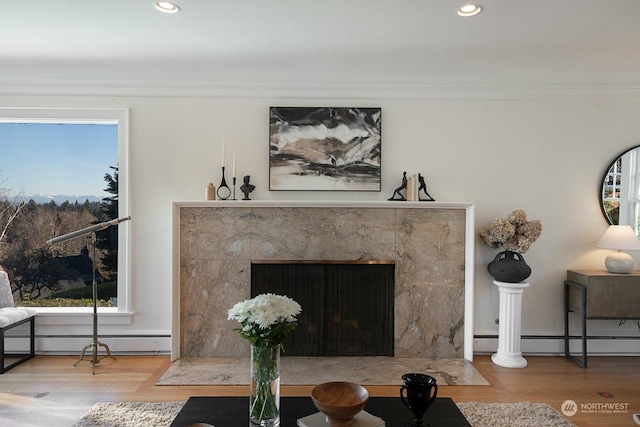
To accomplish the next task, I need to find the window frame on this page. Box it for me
[0,107,131,323]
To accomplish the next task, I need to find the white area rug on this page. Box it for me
[457,402,577,427]
[72,401,577,427]
[157,357,489,386]
[72,402,184,427]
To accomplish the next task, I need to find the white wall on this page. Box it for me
[2,91,640,355]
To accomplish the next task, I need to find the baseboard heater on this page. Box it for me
[475,334,640,340]
[25,334,171,355]
[474,334,640,356]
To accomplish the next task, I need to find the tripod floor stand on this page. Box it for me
[47,216,130,374]
[72,231,115,374]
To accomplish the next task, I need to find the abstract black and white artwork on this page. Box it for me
[269,107,381,191]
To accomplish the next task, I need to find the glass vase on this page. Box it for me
[250,344,281,426]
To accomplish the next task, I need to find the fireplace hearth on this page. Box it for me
[251,260,395,357]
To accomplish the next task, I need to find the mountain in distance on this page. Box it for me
[9,194,102,204]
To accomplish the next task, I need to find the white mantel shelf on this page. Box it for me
[173,200,474,209]
[171,200,475,361]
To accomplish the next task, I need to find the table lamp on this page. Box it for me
[596,225,640,273]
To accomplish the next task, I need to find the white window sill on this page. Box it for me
[25,307,134,325]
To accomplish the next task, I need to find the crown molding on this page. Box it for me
[2,79,640,100]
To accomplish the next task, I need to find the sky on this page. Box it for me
[0,122,118,199]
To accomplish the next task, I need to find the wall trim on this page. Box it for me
[2,80,640,100]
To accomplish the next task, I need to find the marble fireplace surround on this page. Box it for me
[171,201,475,361]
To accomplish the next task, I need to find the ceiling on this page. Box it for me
[2,1,640,93]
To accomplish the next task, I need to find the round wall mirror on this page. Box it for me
[600,145,640,226]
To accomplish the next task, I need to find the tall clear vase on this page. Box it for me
[250,344,281,426]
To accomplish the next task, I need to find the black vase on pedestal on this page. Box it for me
[487,250,531,283]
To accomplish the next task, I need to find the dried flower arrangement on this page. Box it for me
[479,209,542,253]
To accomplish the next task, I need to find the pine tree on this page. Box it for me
[96,166,118,281]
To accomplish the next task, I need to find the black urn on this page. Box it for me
[487,250,531,283]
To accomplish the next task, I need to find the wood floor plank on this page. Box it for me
[0,355,638,426]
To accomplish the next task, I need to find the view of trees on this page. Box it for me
[97,166,119,282]
[0,167,119,306]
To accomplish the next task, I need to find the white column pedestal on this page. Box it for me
[491,280,529,368]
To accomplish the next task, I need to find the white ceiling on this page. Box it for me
[2,0,640,92]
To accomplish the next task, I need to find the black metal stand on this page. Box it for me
[73,231,115,374]
[46,216,130,374]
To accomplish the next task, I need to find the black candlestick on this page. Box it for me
[232,177,237,200]
[217,166,231,200]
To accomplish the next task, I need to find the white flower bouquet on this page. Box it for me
[228,293,302,348]
[228,293,301,426]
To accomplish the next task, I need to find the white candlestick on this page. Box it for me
[233,153,236,177]
[221,141,225,167]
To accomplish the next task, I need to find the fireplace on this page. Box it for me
[173,201,475,361]
[251,260,395,356]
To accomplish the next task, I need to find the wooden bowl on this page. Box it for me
[311,381,370,427]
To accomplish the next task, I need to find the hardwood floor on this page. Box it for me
[0,355,638,426]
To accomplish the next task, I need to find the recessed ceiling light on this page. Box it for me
[154,2,180,14]
[457,4,482,17]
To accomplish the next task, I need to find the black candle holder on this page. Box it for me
[217,166,231,200]
[232,177,237,200]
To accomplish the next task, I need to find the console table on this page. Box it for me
[170,396,471,427]
[564,269,640,368]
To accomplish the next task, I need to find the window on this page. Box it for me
[602,147,640,235]
[629,149,640,235]
[602,156,622,225]
[0,108,129,314]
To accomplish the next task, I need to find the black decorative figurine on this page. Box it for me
[418,174,435,201]
[388,171,407,201]
[240,175,255,200]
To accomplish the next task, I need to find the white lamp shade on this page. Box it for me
[597,225,640,273]
[596,225,640,250]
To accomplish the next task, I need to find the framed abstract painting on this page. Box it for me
[269,107,381,191]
